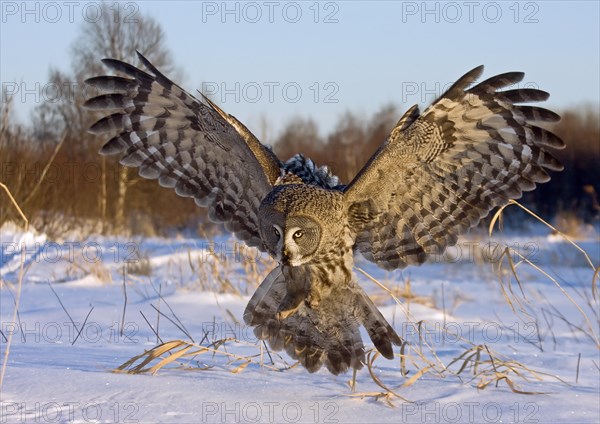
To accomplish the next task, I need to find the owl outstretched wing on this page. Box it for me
[84,52,281,248]
[85,52,341,248]
[345,66,565,269]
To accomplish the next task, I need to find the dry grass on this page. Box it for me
[553,210,596,240]
[126,250,153,276]
[185,241,275,296]
[0,182,29,387]
[109,199,599,407]
[114,338,284,375]
[366,274,436,309]
[490,200,599,347]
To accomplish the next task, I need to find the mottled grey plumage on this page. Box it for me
[85,53,564,375]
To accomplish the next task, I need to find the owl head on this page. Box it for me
[258,184,345,266]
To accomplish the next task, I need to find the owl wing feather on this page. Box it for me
[84,52,283,249]
[345,66,565,270]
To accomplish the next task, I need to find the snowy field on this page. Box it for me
[1,222,599,423]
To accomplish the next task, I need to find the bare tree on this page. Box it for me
[274,117,323,161]
[32,3,175,232]
[325,112,365,182]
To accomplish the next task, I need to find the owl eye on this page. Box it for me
[273,228,280,238]
[293,230,303,239]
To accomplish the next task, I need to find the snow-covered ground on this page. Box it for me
[1,223,599,423]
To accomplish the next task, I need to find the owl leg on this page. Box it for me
[276,290,304,320]
[276,305,300,320]
[306,289,321,309]
[276,269,312,320]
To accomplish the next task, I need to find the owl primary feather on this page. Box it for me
[85,52,564,375]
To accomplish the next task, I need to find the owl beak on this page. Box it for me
[282,244,303,267]
[281,247,291,265]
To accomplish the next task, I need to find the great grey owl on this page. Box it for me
[85,52,564,375]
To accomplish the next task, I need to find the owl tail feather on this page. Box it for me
[243,267,401,375]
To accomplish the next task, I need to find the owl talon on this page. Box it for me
[306,293,320,309]
[276,308,296,321]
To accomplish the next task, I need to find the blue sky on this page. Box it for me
[1,1,599,139]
